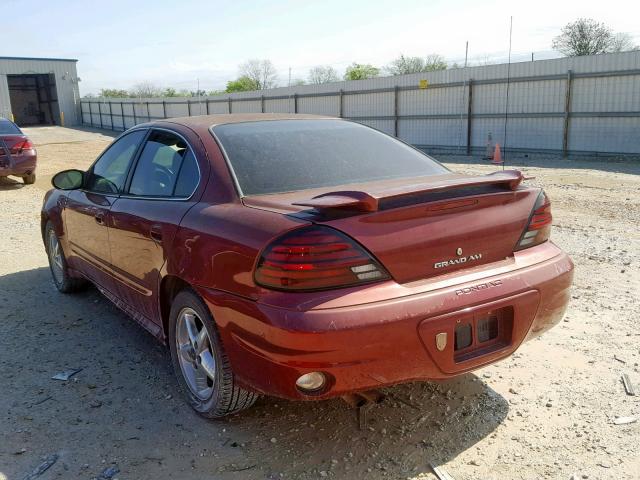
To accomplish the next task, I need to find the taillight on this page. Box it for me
[255,225,390,291]
[516,190,552,250]
[9,139,34,154]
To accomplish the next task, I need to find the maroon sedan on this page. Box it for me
[42,114,573,417]
[0,117,37,184]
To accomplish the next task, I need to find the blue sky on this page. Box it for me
[2,0,638,94]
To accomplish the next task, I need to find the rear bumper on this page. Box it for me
[0,151,37,176]
[196,242,573,400]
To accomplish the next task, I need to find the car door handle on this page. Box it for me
[94,212,105,225]
[150,225,163,244]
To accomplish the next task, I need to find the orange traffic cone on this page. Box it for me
[492,143,503,164]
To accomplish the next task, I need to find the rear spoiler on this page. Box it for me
[293,170,526,212]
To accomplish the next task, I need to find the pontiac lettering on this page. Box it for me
[455,279,503,295]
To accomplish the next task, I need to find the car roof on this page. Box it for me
[153,113,335,131]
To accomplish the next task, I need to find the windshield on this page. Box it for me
[213,119,448,195]
[0,119,22,135]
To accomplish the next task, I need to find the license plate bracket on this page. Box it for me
[453,307,513,363]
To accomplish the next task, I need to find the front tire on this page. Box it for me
[44,221,86,293]
[169,289,258,418]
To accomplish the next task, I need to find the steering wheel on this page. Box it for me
[152,165,173,192]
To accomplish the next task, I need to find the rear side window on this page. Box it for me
[128,130,198,198]
[213,119,448,195]
[0,120,21,134]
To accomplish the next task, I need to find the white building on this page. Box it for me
[0,56,81,126]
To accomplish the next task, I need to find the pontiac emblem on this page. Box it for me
[435,332,447,351]
[456,247,463,256]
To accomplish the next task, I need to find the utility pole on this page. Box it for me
[464,41,469,67]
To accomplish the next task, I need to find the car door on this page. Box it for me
[108,128,202,326]
[64,129,147,291]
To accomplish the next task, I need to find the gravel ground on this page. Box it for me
[0,126,638,480]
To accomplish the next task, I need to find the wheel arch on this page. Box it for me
[159,274,193,343]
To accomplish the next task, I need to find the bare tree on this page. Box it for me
[424,54,447,71]
[130,81,162,98]
[239,59,278,90]
[609,32,638,52]
[308,65,339,84]
[386,54,447,75]
[386,55,427,75]
[552,18,613,56]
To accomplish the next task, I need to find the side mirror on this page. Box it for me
[52,169,84,190]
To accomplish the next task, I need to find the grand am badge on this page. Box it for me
[435,332,447,351]
[434,252,482,269]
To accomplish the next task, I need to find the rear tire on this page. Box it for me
[44,221,87,293]
[23,173,36,185]
[169,289,258,418]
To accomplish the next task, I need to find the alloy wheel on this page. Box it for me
[48,230,64,285]
[175,308,216,400]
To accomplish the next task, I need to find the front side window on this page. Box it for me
[85,130,146,194]
[128,130,198,197]
[213,119,449,196]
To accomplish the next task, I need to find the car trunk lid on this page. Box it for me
[243,170,540,284]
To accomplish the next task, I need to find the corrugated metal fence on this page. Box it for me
[80,51,640,156]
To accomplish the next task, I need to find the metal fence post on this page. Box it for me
[108,101,114,130]
[228,97,232,114]
[98,102,104,129]
[88,102,93,127]
[133,102,137,125]
[294,93,298,114]
[120,102,125,130]
[338,89,343,118]
[187,100,191,116]
[261,95,265,113]
[146,101,151,121]
[162,100,167,118]
[394,86,399,137]
[562,70,573,158]
[466,79,473,156]
[206,99,210,115]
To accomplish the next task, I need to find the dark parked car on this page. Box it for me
[0,117,37,184]
[42,114,573,417]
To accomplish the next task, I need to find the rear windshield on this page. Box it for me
[0,120,21,135]
[213,119,448,195]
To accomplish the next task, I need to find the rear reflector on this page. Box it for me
[515,190,552,250]
[255,225,390,291]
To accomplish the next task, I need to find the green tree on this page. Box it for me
[225,76,260,93]
[163,87,178,97]
[344,63,379,80]
[99,88,130,98]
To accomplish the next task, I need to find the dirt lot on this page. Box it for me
[1,126,638,480]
